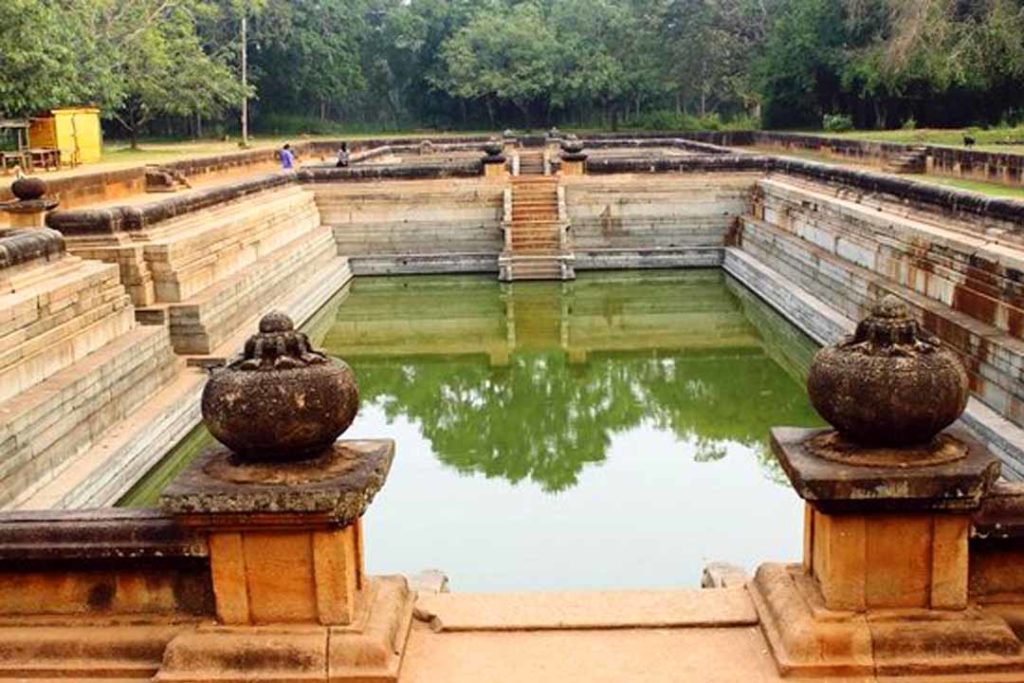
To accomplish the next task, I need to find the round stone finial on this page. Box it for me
[806,295,969,450]
[11,176,47,201]
[201,312,359,461]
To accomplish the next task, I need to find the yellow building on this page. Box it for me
[29,107,102,166]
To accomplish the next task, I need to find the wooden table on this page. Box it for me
[25,148,60,172]
[0,151,27,175]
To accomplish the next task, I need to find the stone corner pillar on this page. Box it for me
[559,156,586,176]
[774,426,998,612]
[483,156,508,179]
[751,296,1023,678]
[2,177,59,229]
[153,311,413,683]
[155,440,413,682]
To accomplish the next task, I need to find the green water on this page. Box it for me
[122,269,823,590]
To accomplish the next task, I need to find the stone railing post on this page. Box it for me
[752,296,1015,678]
[0,176,58,228]
[481,138,507,180]
[156,311,412,682]
[559,135,587,176]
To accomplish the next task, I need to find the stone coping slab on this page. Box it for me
[40,147,1024,240]
[0,508,206,562]
[0,227,64,270]
[160,439,394,526]
[771,426,1001,513]
[414,587,757,632]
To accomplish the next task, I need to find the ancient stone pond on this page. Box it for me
[122,269,821,589]
[8,134,1024,680]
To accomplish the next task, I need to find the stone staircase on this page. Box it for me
[499,177,574,281]
[0,228,189,510]
[517,150,546,176]
[65,186,353,358]
[883,146,927,174]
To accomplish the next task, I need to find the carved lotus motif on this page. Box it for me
[806,296,969,448]
[201,311,359,461]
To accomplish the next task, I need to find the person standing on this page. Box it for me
[280,143,295,170]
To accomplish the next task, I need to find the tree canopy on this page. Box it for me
[2,0,1024,139]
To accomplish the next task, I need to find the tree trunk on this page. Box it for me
[320,99,327,122]
[675,91,682,116]
[515,101,531,129]
[129,107,139,150]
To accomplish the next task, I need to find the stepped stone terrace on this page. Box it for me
[5,131,1024,680]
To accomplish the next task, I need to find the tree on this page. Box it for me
[0,0,92,117]
[435,2,558,127]
[756,0,846,127]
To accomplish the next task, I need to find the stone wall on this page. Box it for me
[729,174,1024,473]
[316,177,505,274]
[564,173,758,269]
[687,130,1024,189]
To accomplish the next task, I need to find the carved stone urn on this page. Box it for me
[806,295,969,448]
[560,135,584,155]
[201,311,359,461]
[482,138,504,158]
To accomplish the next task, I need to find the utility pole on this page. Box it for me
[240,13,249,147]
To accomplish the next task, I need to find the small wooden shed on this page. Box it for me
[29,107,102,165]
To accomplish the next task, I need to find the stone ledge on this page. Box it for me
[0,508,205,562]
[414,587,756,632]
[161,440,395,525]
[771,426,1001,514]
[0,227,64,270]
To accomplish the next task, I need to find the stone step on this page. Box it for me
[166,225,340,354]
[0,324,180,510]
[757,177,1024,340]
[0,257,135,405]
[146,191,321,303]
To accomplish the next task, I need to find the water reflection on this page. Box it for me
[122,269,823,590]
[324,271,821,492]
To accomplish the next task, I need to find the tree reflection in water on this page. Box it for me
[324,271,823,493]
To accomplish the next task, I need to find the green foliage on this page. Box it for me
[822,112,853,132]
[3,0,1024,136]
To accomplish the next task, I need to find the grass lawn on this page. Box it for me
[748,144,1024,200]
[828,127,1024,154]
[904,174,1024,200]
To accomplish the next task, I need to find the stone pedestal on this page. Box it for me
[751,427,1022,677]
[156,440,414,682]
[560,153,587,176]
[483,157,507,179]
[2,199,57,228]
[560,159,584,176]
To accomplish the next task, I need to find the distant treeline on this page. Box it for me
[2,0,1023,142]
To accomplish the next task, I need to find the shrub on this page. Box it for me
[901,116,917,130]
[822,112,854,132]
